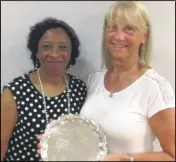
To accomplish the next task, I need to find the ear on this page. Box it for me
[141,32,149,44]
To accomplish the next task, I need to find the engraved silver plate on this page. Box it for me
[40,114,107,161]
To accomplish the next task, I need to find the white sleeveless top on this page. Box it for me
[80,69,175,154]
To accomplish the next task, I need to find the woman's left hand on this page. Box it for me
[103,154,128,161]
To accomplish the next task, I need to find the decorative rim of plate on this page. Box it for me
[40,114,107,161]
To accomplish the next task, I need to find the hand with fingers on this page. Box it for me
[36,134,43,155]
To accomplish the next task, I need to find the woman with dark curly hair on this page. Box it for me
[1,17,87,161]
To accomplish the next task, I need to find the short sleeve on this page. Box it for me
[86,74,93,89]
[86,72,99,94]
[147,78,175,118]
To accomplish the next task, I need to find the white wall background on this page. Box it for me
[1,1,175,151]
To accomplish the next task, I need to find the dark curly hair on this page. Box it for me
[27,17,80,69]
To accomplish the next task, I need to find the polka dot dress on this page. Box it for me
[3,71,87,161]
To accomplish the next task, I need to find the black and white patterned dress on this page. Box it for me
[3,71,87,161]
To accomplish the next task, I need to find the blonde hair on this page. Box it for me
[101,1,152,70]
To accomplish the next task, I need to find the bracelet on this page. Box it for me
[128,153,134,161]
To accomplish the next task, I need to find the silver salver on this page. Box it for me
[40,114,107,161]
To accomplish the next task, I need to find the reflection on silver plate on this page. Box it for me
[40,114,107,161]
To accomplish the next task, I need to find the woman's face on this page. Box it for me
[105,22,147,62]
[37,28,72,74]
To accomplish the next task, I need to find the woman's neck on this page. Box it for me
[110,58,146,78]
[38,68,65,86]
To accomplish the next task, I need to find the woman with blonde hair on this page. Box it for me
[81,1,175,161]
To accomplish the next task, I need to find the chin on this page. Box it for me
[111,52,126,58]
[47,67,65,75]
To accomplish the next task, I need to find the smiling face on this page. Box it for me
[105,23,146,61]
[103,2,149,67]
[37,28,72,74]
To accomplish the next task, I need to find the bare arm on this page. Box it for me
[1,88,18,160]
[130,108,175,161]
[103,108,175,161]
